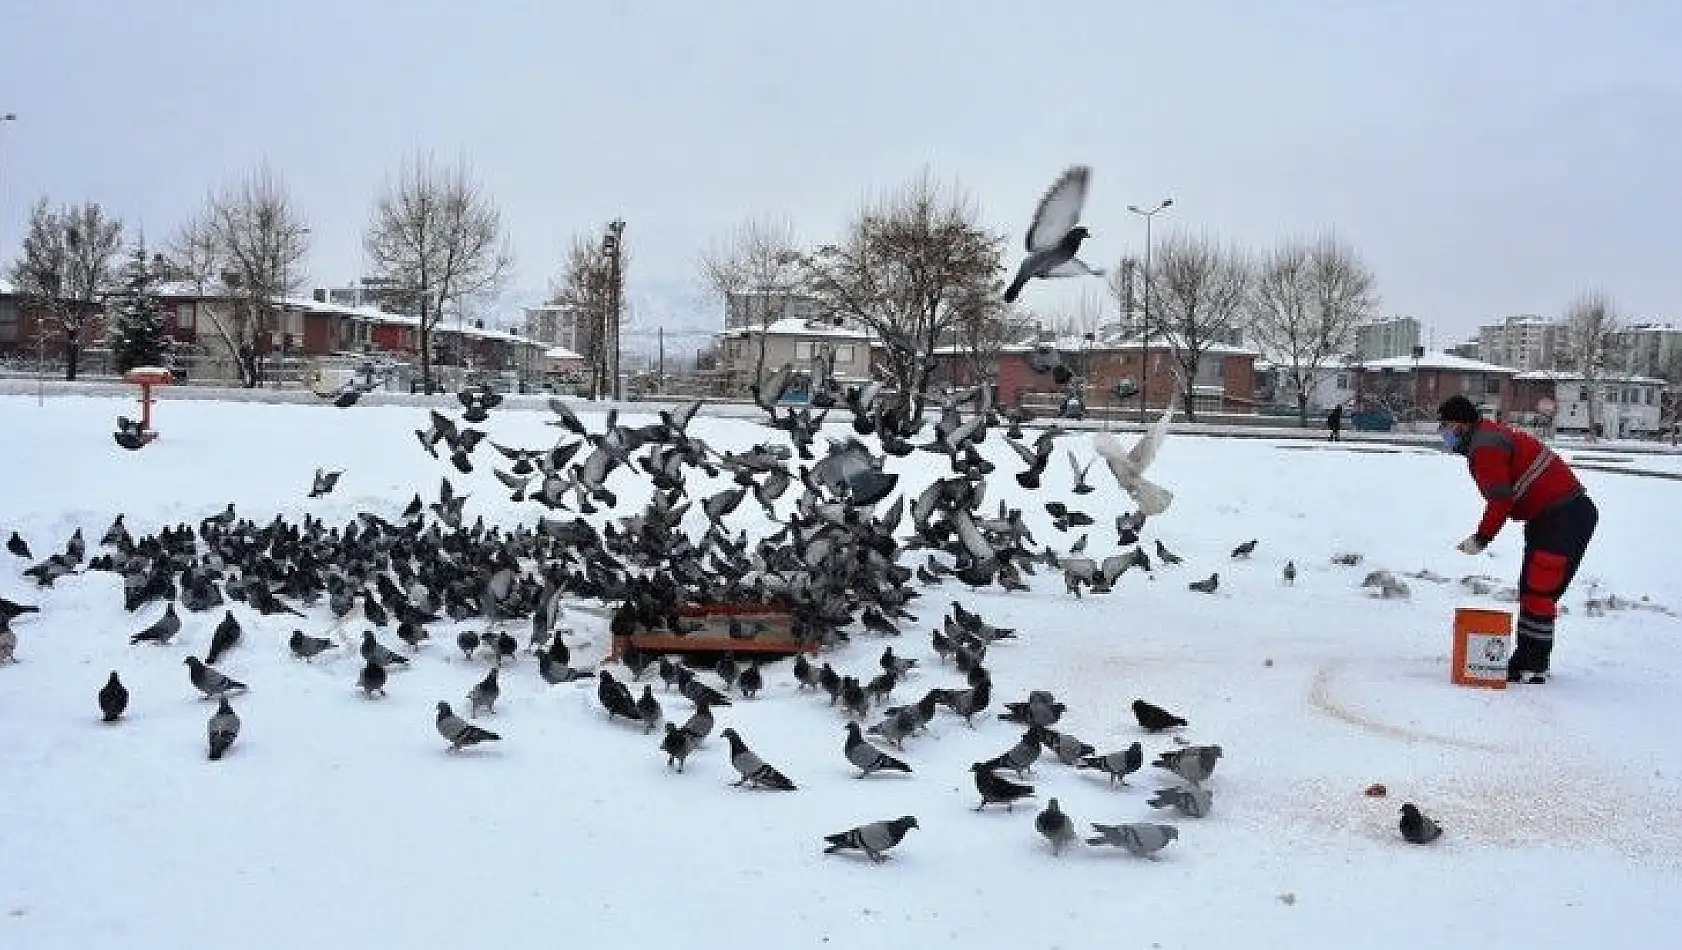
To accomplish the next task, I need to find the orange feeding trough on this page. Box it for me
[121,367,174,446]
[608,601,814,661]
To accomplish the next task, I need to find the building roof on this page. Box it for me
[719,318,872,341]
[1513,370,1670,385]
[544,345,584,361]
[1360,351,1517,374]
[152,283,543,347]
[0,278,15,296]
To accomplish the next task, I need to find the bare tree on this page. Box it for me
[170,166,311,387]
[550,232,623,399]
[1246,235,1377,426]
[698,217,802,392]
[7,198,124,380]
[803,171,1005,423]
[365,154,513,393]
[1144,233,1251,422]
[1562,291,1621,439]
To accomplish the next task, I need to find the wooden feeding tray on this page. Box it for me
[608,602,813,661]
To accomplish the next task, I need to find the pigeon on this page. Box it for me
[206,697,241,760]
[844,721,913,777]
[396,620,429,651]
[999,691,1064,728]
[971,762,1036,810]
[456,629,479,660]
[436,701,501,752]
[661,722,699,771]
[598,670,643,722]
[1231,539,1258,559]
[358,659,388,698]
[1086,822,1178,858]
[1038,727,1096,766]
[0,594,39,623]
[679,700,715,744]
[792,653,819,690]
[1188,573,1219,594]
[308,468,343,498]
[635,684,663,733]
[130,603,181,645]
[1154,539,1182,566]
[822,816,919,862]
[0,623,14,664]
[1132,698,1187,732]
[1078,742,1144,785]
[537,651,594,684]
[1152,744,1222,786]
[205,610,242,665]
[1282,561,1297,585]
[1092,402,1176,516]
[467,668,500,716]
[184,656,247,699]
[1036,797,1079,855]
[360,631,409,667]
[1003,165,1101,303]
[1148,785,1214,818]
[944,677,992,726]
[719,727,797,790]
[985,728,1042,778]
[1399,803,1442,844]
[98,671,129,722]
[737,661,763,699]
[6,531,30,559]
[880,645,917,679]
[1068,451,1096,495]
[289,629,334,660]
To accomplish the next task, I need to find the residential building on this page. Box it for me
[1611,323,1682,382]
[1353,351,1518,419]
[716,318,873,391]
[1444,338,1481,361]
[1477,315,1569,371]
[952,334,1258,415]
[1510,370,1667,438]
[523,304,596,360]
[1353,316,1422,361]
[723,290,824,330]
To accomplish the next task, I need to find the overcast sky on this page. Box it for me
[2,0,1677,343]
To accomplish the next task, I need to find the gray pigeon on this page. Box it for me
[1086,822,1178,858]
[986,728,1043,778]
[1036,797,1079,855]
[1399,803,1442,844]
[1148,785,1214,818]
[289,629,334,660]
[98,671,129,721]
[844,721,912,777]
[972,762,1036,810]
[1039,727,1096,766]
[661,722,698,771]
[436,701,500,752]
[184,656,247,699]
[719,727,797,790]
[0,623,14,664]
[206,697,241,760]
[823,816,919,862]
[130,603,181,645]
[308,468,343,498]
[1152,744,1222,787]
[467,668,500,717]
[636,685,663,733]
[1078,742,1143,785]
[358,659,388,698]
[679,701,715,744]
[1003,165,1101,303]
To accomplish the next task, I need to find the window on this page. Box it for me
[1485,375,1500,395]
[794,341,813,360]
[834,345,855,365]
[1460,375,1471,393]
[175,303,196,329]
[1578,386,1589,401]
[1335,373,1349,389]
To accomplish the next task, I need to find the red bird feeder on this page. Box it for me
[608,602,813,661]
[118,367,174,448]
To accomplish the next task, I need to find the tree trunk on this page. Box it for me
[63,333,80,381]
[1297,389,1309,427]
[419,324,433,395]
[1179,364,1199,423]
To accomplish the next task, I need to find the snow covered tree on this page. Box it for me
[698,216,802,392]
[1562,291,1621,440]
[1245,235,1378,426]
[107,238,170,373]
[1143,233,1251,422]
[7,198,125,380]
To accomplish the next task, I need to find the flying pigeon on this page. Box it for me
[1003,165,1102,303]
[308,468,343,498]
[97,671,129,721]
[206,697,241,760]
[1132,698,1187,732]
[1036,797,1079,855]
[719,727,797,790]
[1086,822,1178,858]
[436,701,501,752]
[844,721,913,777]
[1092,402,1176,516]
[822,816,919,862]
[1399,803,1442,844]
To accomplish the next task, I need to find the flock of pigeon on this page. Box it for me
[4,164,1449,860]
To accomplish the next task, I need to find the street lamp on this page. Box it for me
[1127,197,1173,423]
[0,113,15,273]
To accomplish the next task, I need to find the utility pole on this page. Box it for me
[0,113,15,270]
[603,218,626,401]
[1127,198,1173,423]
[657,325,665,392]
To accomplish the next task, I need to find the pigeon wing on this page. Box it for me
[1042,258,1102,278]
[1026,165,1091,253]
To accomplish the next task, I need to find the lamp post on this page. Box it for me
[1127,197,1173,423]
[602,218,625,401]
[0,113,14,268]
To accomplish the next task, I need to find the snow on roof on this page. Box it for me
[1513,369,1670,385]
[0,277,15,296]
[720,318,872,340]
[544,346,584,361]
[1360,351,1517,374]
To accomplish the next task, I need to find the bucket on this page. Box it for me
[1451,608,1512,689]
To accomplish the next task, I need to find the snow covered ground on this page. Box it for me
[2,393,1680,950]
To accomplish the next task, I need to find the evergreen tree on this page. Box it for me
[108,238,170,373]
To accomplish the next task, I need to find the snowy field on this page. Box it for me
[2,393,1681,950]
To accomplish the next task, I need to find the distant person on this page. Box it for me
[1438,395,1598,684]
[1326,403,1344,442]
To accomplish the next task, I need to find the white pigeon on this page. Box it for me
[1092,401,1176,516]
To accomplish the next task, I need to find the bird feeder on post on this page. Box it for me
[117,366,173,449]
